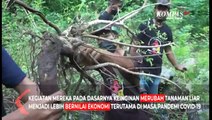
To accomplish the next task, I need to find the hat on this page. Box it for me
[156,0,171,9]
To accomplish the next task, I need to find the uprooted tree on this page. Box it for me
[8,0,181,94]
[6,0,197,119]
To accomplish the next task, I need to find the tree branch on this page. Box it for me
[91,1,171,34]
[68,53,97,89]
[90,0,148,34]
[82,34,175,48]
[87,20,123,27]
[12,0,61,35]
[84,62,182,90]
[73,74,83,94]
[62,20,134,37]
[88,54,116,78]
[22,31,43,40]
[58,35,175,59]
[119,0,148,23]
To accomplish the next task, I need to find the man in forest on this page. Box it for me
[76,1,154,117]
[80,28,151,120]
[98,0,149,94]
[2,47,64,120]
[130,0,187,94]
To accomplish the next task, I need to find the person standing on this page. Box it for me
[130,0,187,94]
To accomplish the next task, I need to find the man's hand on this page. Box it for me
[165,46,187,73]
[175,65,187,72]
[79,47,102,65]
[25,90,65,120]
[3,90,65,120]
[15,77,41,102]
[106,2,122,15]
[80,47,134,69]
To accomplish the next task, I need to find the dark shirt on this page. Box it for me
[98,10,118,96]
[99,11,114,20]
[136,19,173,75]
[98,11,151,120]
[98,11,118,53]
[2,47,26,116]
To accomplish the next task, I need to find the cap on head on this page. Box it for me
[156,0,170,5]
[155,0,171,9]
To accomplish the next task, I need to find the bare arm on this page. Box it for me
[129,40,141,56]
[164,46,186,72]
[2,109,25,120]
[2,91,64,120]
[14,76,40,102]
[79,47,134,69]
[129,46,138,56]
[100,49,134,69]
[3,77,62,120]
